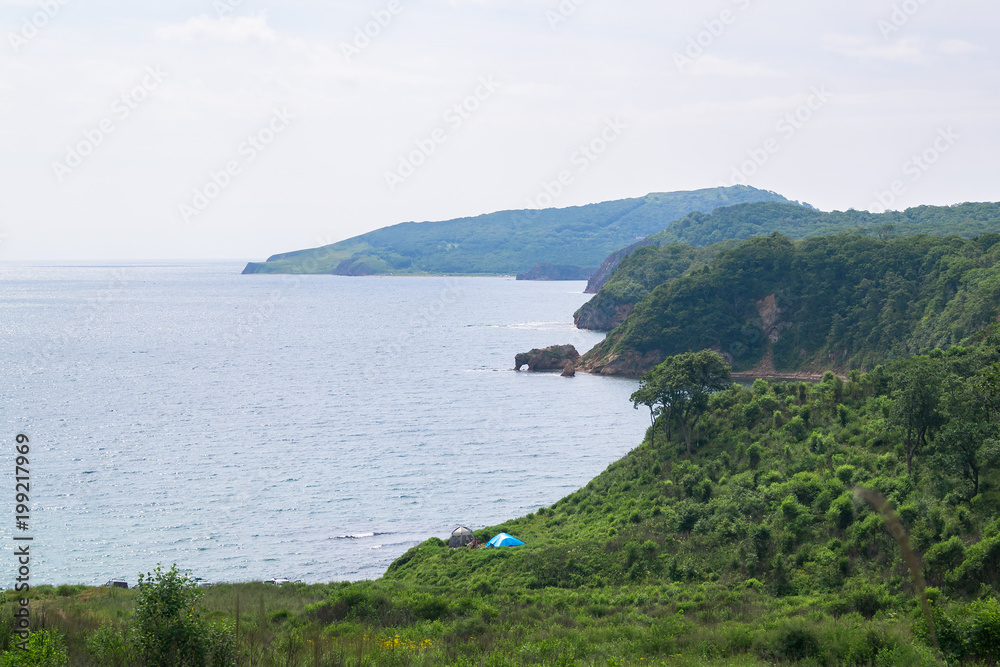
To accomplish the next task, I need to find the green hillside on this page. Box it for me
[577,201,1000,331]
[241,186,795,276]
[581,231,1000,377]
[21,341,1000,665]
[372,343,1000,664]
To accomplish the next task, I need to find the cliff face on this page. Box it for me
[577,347,664,378]
[573,302,633,332]
[583,241,650,294]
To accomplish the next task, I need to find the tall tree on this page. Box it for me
[656,350,732,455]
[932,365,1000,499]
[631,366,665,448]
[890,355,943,476]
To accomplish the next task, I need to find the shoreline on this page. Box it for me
[567,367,837,382]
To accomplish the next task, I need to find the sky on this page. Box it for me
[1,0,997,261]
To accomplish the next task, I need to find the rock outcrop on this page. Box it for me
[574,302,633,331]
[514,345,581,372]
[757,293,791,343]
[578,348,664,378]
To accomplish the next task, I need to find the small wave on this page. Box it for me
[335,532,392,540]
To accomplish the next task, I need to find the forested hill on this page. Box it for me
[241,186,794,276]
[577,202,1000,331]
[374,341,1000,664]
[580,231,1000,377]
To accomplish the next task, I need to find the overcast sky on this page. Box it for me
[1,0,997,260]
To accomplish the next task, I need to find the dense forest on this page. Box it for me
[13,336,1000,664]
[581,232,1000,376]
[578,201,1000,331]
[241,186,793,276]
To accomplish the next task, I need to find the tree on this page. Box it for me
[631,366,665,448]
[654,350,732,455]
[890,356,943,476]
[134,565,236,667]
[931,366,1000,500]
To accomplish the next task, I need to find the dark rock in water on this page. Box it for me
[561,363,577,378]
[515,345,581,372]
[516,264,596,281]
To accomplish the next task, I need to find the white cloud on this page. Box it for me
[155,14,277,44]
[684,55,785,78]
[825,35,924,62]
[937,39,983,56]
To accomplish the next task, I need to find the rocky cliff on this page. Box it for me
[573,302,633,332]
[514,345,580,372]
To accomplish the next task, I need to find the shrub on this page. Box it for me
[923,535,965,586]
[948,534,1000,594]
[827,493,855,530]
[835,464,856,485]
[923,597,1000,664]
[768,621,822,662]
[783,416,808,442]
[846,582,891,619]
[87,625,138,667]
[0,630,69,667]
[133,564,236,666]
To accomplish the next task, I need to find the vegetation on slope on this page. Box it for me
[11,338,1000,665]
[575,242,726,330]
[241,186,794,276]
[581,231,1000,376]
[578,201,1000,330]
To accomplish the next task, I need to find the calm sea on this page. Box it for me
[0,263,645,585]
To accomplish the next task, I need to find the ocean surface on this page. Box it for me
[0,263,646,585]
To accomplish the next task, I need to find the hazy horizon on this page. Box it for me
[2,0,997,261]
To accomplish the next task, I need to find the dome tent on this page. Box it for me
[448,526,475,548]
[486,533,525,548]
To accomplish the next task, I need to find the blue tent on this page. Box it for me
[486,533,525,548]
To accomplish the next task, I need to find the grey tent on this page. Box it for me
[448,526,475,548]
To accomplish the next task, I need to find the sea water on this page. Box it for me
[0,263,645,584]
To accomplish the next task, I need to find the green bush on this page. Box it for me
[0,630,69,667]
[768,620,823,662]
[827,493,855,530]
[923,597,1000,663]
[133,564,236,666]
[87,625,139,667]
